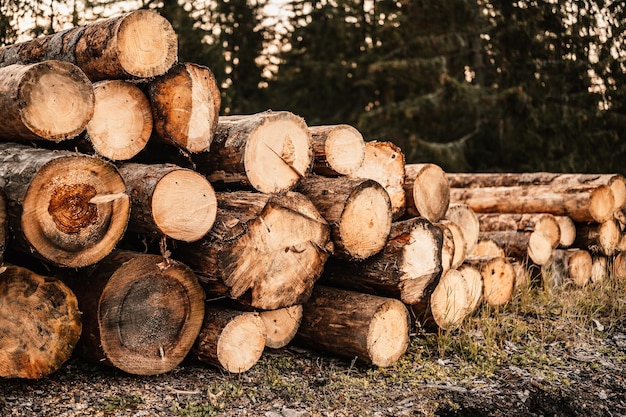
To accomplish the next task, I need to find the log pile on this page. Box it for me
[1,10,623,380]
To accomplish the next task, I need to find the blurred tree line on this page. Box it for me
[1,0,624,174]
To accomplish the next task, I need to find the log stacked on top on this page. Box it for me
[1,10,624,380]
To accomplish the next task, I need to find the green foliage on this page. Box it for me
[101,394,143,412]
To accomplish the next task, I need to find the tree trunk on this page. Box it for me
[450,184,615,223]
[259,305,303,349]
[80,79,152,160]
[612,251,626,280]
[0,61,94,142]
[0,143,130,268]
[464,256,516,306]
[445,203,480,254]
[458,264,483,315]
[146,62,221,153]
[541,249,592,289]
[476,213,561,250]
[191,111,313,194]
[479,230,554,266]
[296,285,410,368]
[173,191,332,311]
[348,141,406,220]
[435,220,466,274]
[590,256,608,284]
[296,175,392,260]
[308,124,365,176]
[117,163,217,242]
[0,188,6,266]
[574,219,621,256]
[404,163,450,222]
[321,217,443,305]
[194,306,266,373]
[0,10,178,81]
[63,250,205,376]
[0,264,81,379]
[555,215,577,247]
[411,268,470,331]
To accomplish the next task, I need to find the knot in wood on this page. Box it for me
[48,184,98,234]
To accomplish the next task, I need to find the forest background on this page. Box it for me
[1,0,624,175]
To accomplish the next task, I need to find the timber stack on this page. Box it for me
[0,10,624,381]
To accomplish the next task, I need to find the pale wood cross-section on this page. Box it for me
[321,217,443,305]
[147,62,221,153]
[349,141,406,220]
[541,249,592,289]
[0,10,178,81]
[0,264,81,379]
[0,143,130,268]
[118,163,217,242]
[193,111,313,194]
[194,306,266,374]
[308,124,365,176]
[445,203,480,254]
[173,191,332,311]
[0,61,94,142]
[296,285,410,368]
[64,250,205,376]
[83,79,152,160]
[464,256,516,306]
[259,305,303,349]
[404,163,450,222]
[574,219,621,256]
[297,175,392,260]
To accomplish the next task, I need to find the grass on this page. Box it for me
[171,264,626,416]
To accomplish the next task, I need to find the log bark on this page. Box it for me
[0,143,130,268]
[296,175,392,260]
[296,285,410,367]
[308,124,365,176]
[260,305,303,349]
[541,249,592,289]
[81,79,152,160]
[445,203,480,254]
[64,250,205,375]
[555,215,577,247]
[479,230,554,266]
[348,141,406,220]
[476,213,561,250]
[411,268,470,331]
[147,62,221,153]
[464,256,516,306]
[0,264,82,379]
[450,184,615,223]
[194,306,266,373]
[0,10,178,81]
[574,219,621,256]
[192,111,313,193]
[321,217,443,305]
[0,61,94,142]
[404,163,450,222]
[117,163,217,242]
[173,191,332,310]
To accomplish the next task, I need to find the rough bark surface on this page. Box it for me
[0,10,178,80]
[296,285,410,368]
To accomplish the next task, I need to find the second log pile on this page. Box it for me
[1,10,624,381]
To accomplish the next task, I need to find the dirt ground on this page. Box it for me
[1,326,625,417]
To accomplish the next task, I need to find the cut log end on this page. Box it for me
[87,80,152,160]
[115,10,178,78]
[445,203,479,254]
[309,124,365,176]
[152,169,217,242]
[589,185,615,223]
[458,264,483,315]
[555,216,576,247]
[244,114,312,193]
[339,182,392,259]
[479,257,515,306]
[429,269,470,331]
[405,163,450,223]
[367,299,410,368]
[0,265,82,379]
[22,155,130,268]
[99,256,205,375]
[19,61,95,141]
[260,305,303,349]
